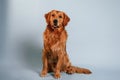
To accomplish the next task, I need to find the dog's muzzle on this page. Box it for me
[53,19,58,28]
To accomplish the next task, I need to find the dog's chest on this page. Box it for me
[45,31,61,46]
[45,32,61,61]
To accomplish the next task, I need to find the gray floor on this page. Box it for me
[0,60,120,80]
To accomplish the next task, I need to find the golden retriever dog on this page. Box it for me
[40,10,91,78]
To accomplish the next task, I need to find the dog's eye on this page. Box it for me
[59,16,62,18]
[52,14,55,17]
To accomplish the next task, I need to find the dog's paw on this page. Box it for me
[66,66,75,74]
[40,70,47,77]
[54,72,61,79]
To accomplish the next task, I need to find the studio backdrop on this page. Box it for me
[0,0,120,80]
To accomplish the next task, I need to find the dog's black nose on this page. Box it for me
[53,19,58,24]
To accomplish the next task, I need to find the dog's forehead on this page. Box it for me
[51,10,64,14]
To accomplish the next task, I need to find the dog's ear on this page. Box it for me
[45,12,51,25]
[63,12,70,27]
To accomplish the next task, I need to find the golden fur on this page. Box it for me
[40,10,91,78]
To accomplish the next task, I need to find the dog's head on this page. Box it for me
[45,10,70,29]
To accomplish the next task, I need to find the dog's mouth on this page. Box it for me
[53,23,59,28]
[53,25,59,28]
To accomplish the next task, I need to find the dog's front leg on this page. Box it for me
[54,53,63,78]
[40,49,48,77]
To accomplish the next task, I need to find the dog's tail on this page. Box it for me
[66,65,92,74]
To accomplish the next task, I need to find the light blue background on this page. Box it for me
[0,0,120,80]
